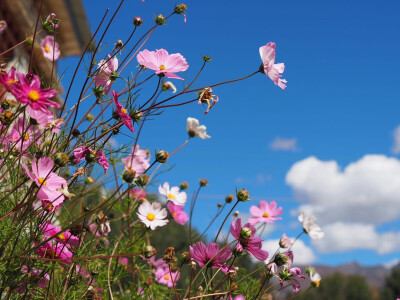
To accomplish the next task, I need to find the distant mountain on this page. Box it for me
[300,261,391,288]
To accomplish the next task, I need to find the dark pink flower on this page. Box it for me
[41,35,60,61]
[22,156,67,207]
[137,49,189,80]
[155,267,180,288]
[190,242,232,272]
[112,91,135,134]
[94,55,118,94]
[0,67,17,91]
[259,42,287,89]
[129,188,146,200]
[230,218,269,261]
[167,202,189,225]
[249,201,282,225]
[11,73,59,114]
[35,240,73,266]
[42,222,80,247]
[73,146,109,173]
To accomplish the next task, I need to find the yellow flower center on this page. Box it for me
[5,111,12,118]
[44,203,54,211]
[164,274,170,280]
[121,108,127,114]
[313,280,320,287]
[173,212,177,217]
[147,213,155,221]
[159,65,166,70]
[28,90,40,101]
[168,193,175,199]
[141,198,147,202]
[58,233,66,240]
[7,79,15,85]
[263,212,269,218]
[23,133,29,141]
[44,45,51,53]
[38,177,47,185]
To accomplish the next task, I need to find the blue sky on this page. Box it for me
[59,0,400,267]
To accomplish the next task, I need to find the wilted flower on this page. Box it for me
[279,233,292,248]
[158,182,187,205]
[190,241,232,272]
[137,201,169,230]
[198,87,219,114]
[259,42,287,89]
[187,117,211,139]
[44,13,60,30]
[41,35,60,61]
[88,213,111,236]
[298,212,324,240]
[137,49,189,79]
[249,201,282,225]
[162,81,177,93]
[94,55,118,95]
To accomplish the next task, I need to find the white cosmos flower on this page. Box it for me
[309,269,321,287]
[137,201,168,230]
[187,117,211,139]
[298,212,324,240]
[158,182,187,206]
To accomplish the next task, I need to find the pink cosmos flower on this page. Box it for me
[155,267,180,288]
[167,202,189,225]
[26,106,63,133]
[149,256,168,270]
[158,182,187,205]
[11,73,59,114]
[272,251,305,293]
[190,241,232,272]
[42,222,80,247]
[7,116,39,151]
[259,42,287,89]
[137,201,169,230]
[0,67,17,91]
[248,200,282,225]
[35,240,73,266]
[94,55,118,94]
[72,146,109,173]
[22,156,67,206]
[17,265,50,293]
[112,91,135,134]
[41,35,60,61]
[137,49,189,79]
[129,188,146,200]
[121,145,150,177]
[230,218,269,261]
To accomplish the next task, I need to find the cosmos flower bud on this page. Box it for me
[135,174,149,187]
[199,178,208,187]
[85,152,97,163]
[180,181,189,190]
[274,252,289,267]
[155,150,169,163]
[123,169,136,183]
[130,110,143,123]
[202,55,212,62]
[93,86,105,99]
[162,81,177,93]
[174,4,187,14]
[109,71,118,82]
[239,227,253,240]
[217,203,223,208]
[115,39,123,49]
[54,152,69,167]
[144,245,156,258]
[86,113,94,122]
[133,16,143,26]
[180,251,191,264]
[236,188,250,202]
[154,14,165,25]
[225,194,234,204]
[233,211,239,217]
[0,99,15,110]
[86,177,95,184]
[233,243,243,256]
[72,128,80,137]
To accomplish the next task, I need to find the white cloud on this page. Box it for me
[383,258,400,269]
[270,137,298,152]
[262,238,316,265]
[286,155,400,224]
[313,222,400,254]
[286,155,400,255]
[392,126,400,154]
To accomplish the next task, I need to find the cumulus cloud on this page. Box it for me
[392,125,400,154]
[270,137,298,151]
[313,222,400,254]
[262,238,316,265]
[286,155,400,224]
[286,154,400,255]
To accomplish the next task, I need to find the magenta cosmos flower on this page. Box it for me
[167,202,189,225]
[155,267,180,288]
[42,222,80,248]
[35,240,73,266]
[249,200,282,225]
[22,156,67,206]
[272,250,306,293]
[41,35,60,61]
[11,73,59,114]
[0,67,17,91]
[94,55,118,94]
[112,91,135,134]
[73,146,109,173]
[259,42,287,89]
[137,49,189,79]
[190,241,232,272]
[230,218,269,261]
